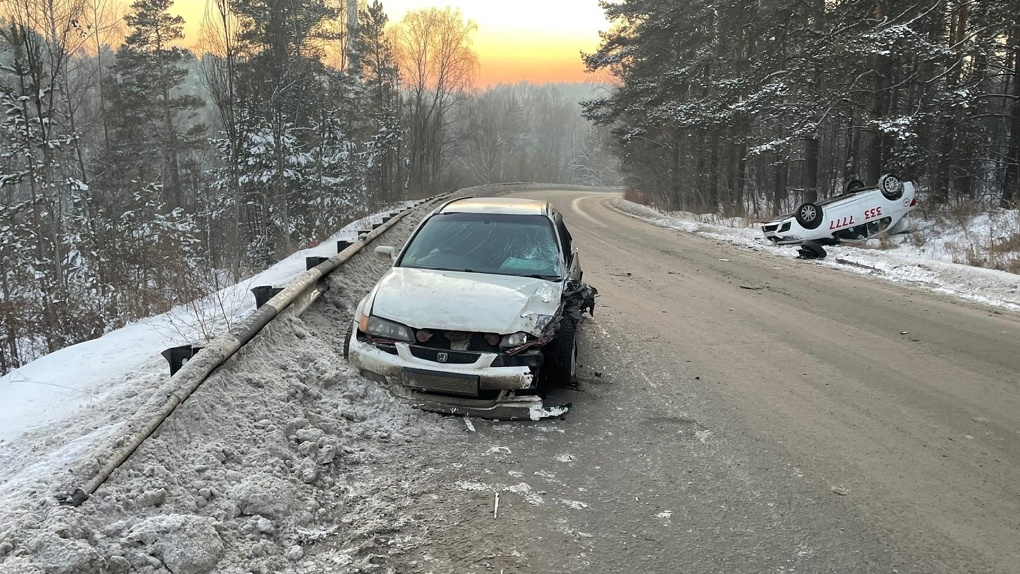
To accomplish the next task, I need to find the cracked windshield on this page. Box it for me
[400,214,562,279]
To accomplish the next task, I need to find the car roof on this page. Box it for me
[438,197,551,216]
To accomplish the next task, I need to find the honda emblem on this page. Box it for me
[437,352,449,363]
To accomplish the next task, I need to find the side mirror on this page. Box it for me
[374,245,396,262]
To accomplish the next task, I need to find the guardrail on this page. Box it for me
[63,192,454,506]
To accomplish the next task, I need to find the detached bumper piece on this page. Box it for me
[388,381,571,421]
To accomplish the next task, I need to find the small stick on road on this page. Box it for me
[835,258,882,272]
[494,492,500,519]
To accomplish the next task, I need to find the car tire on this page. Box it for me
[547,317,578,385]
[795,202,823,229]
[343,325,353,361]
[878,173,903,200]
[797,240,827,259]
[845,179,866,193]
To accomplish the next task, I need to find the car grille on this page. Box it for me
[409,346,480,364]
[763,222,791,233]
[414,330,501,353]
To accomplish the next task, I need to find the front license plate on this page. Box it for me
[402,368,480,397]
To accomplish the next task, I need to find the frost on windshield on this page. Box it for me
[401,214,562,278]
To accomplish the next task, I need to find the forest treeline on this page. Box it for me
[0,0,619,373]
[583,0,1020,216]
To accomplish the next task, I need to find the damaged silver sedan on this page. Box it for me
[345,197,597,420]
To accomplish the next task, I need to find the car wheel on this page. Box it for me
[797,240,827,259]
[879,173,903,200]
[548,317,578,385]
[343,325,353,361]
[795,202,823,229]
[845,179,866,193]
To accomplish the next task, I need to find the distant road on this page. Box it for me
[411,189,1020,573]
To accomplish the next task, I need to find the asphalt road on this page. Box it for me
[406,189,1020,574]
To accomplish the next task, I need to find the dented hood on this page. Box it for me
[368,267,563,335]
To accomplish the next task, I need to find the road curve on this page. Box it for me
[410,189,1020,574]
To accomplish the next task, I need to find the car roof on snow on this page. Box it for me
[438,197,550,216]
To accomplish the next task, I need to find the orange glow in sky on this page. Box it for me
[383,1,609,87]
[169,0,608,87]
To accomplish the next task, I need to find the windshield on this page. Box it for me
[398,212,564,279]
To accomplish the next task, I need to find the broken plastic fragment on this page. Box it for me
[529,402,571,421]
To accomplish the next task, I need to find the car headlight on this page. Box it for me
[500,332,529,349]
[361,315,414,342]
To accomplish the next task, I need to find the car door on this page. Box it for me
[824,194,865,235]
[554,213,582,281]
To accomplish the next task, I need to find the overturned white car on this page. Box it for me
[761,174,918,257]
[345,197,597,420]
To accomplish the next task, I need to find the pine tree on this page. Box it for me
[232,0,333,256]
[101,0,204,210]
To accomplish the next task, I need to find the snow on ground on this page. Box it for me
[2,185,1017,573]
[611,198,1020,312]
[0,184,549,574]
[0,202,413,445]
[0,200,457,574]
[0,202,421,564]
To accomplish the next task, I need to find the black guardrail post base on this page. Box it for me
[337,239,353,252]
[161,345,204,376]
[305,256,330,270]
[251,286,285,309]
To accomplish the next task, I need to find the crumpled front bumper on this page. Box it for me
[347,336,569,420]
[388,384,570,421]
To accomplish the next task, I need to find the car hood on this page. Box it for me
[368,267,564,335]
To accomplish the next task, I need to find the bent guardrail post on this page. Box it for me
[251,286,285,309]
[62,196,455,507]
[160,345,203,376]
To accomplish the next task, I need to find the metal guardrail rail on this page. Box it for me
[64,193,454,506]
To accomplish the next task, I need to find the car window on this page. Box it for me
[554,214,573,261]
[833,216,893,241]
[398,213,564,279]
[868,216,893,235]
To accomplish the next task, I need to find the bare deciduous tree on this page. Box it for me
[391,7,477,193]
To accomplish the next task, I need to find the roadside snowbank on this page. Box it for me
[0,183,532,574]
[611,198,1020,312]
[0,205,451,574]
[0,204,412,444]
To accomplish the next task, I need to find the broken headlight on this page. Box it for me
[499,332,529,349]
[361,316,414,342]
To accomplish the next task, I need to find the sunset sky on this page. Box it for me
[171,0,610,87]
[381,0,609,86]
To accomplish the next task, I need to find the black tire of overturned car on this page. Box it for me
[845,179,866,193]
[795,202,823,229]
[879,173,904,200]
[797,240,827,259]
[546,316,578,385]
